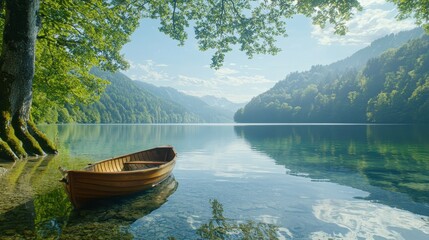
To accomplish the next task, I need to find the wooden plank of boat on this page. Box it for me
[59,146,177,209]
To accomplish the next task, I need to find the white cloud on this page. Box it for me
[125,61,275,102]
[177,75,216,88]
[215,67,240,76]
[176,66,275,102]
[127,59,171,82]
[224,75,274,86]
[359,0,386,7]
[311,1,417,46]
[312,199,429,239]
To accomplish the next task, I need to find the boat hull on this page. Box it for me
[61,146,176,209]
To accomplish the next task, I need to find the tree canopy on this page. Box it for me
[389,0,429,32]
[33,68,234,124]
[32,0,143,117]
[1,0,429,161]
[3,0,429,118]
[0,0,366,117]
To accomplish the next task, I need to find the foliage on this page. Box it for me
[135,81,234,122]
[33,68,203,123]
[0,0,427,129]
[364,35,429,122]
[33,68,240,123]
[197,199,279,240]
[33,69,236,123]
[388,0,429,32]
[234,29,429,123]
[31,0,143,115]
[147,0,361,68]
[0,0,363,116]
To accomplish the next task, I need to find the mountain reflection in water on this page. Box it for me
[234,124,429,215]
[2,124,429,239]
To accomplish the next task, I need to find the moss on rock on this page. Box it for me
[0,112,57,161]
[13,117,44,156]
[0,139,18,161]
[28,120,57,154]
[0,112,27,159]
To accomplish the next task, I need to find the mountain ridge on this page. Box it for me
[234,28,429,123]
[134,81,234,122]
[33,69,236,123]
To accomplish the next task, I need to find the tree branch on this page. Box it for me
[227,0,244,21]
[216,0,225,38]
[172,0,177,32]
[37,35,84,48]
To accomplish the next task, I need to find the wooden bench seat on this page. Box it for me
[123,161,166,165]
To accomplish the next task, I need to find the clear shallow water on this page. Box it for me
[1,124,429,239]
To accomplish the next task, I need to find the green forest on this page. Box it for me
[234,29,429,123]
[31,68,236,124]
[32,68,202,124]
[32,28,429,125]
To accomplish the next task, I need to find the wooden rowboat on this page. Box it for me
[59,146,176,209]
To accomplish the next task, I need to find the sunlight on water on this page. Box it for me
[1,124,428,239]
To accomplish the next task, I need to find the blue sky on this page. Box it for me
[121,0,416,103]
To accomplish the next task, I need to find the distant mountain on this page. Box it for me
[235,28,429,123]
[200,95,246,112]
[134,82,233,122]
[329,28,424,72]
[62,69,205,123]
[33,69,215,123]
[33,68,236,123]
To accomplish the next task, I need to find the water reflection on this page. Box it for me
[38,124,238,160]
[0,153,178,239]
[234,125,429,215]
[60,176,178,240]
[0,155,72,213]
[312,199,429,239]
[3,124,429,239]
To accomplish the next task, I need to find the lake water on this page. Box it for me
[1,124,429,239]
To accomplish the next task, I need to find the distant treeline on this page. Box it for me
[235,32,429,123]
[32,69,202,123]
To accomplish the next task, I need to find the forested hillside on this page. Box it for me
[235,29,429,123]
[32,69,203,123]
[134,82,233,122]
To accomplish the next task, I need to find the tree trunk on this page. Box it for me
[0,0,56,161]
